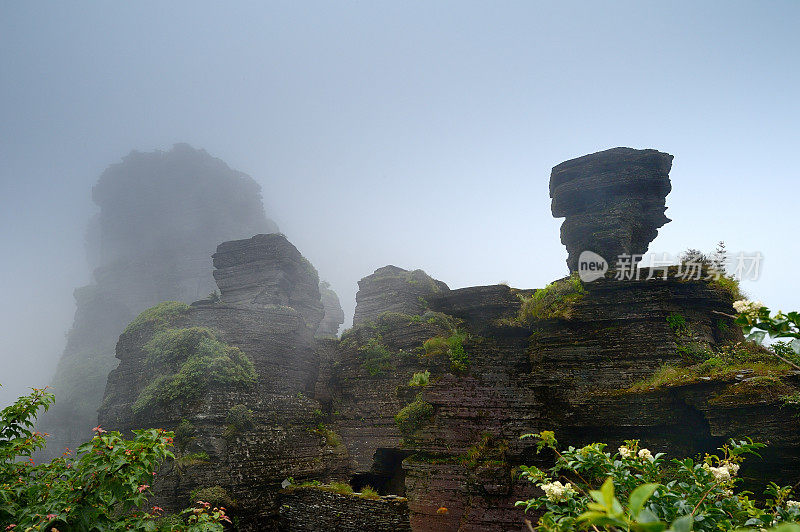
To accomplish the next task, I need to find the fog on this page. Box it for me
[1,0,799,408]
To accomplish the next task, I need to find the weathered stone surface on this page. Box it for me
[212,233,324,328]
[99,236,348,530]
[277,488,411,531]
[550,147,673,272]
[38,144,278,460]
[317,281,345,338]
[352,266,449,326]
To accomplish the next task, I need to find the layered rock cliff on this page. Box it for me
[99,234,350,528]
[38,144,278,459]
[97,147,800,531]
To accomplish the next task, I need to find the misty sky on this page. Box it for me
[1,1,799,406]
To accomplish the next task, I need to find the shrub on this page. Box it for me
[0,386,230,530]
[309,423,342,447]
[409,370,430,387]
[395,393,434,435]
[516,431,800,531]
[516,275,585,323]
[359,486,380,499]
[124,301,190,335]
[133,330,257,413]
[358,338,394,376]
[424,331,469,372]
[666,313,687,332]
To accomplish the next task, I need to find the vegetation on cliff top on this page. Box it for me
[133,326,256,413]
[501,274,586,326]
[124,301,190,335]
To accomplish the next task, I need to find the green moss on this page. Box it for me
[628,341,793,392]
[667,313,687,333]
[132,328,257,413]
[507,274,585,325]
[395,392,434,435]
[463,433,508,469]
[190,485,233,507]
[308,423,342,447]
[423,330,469,372]
[124,301,190,335]
[409,370,430,387]
[712,275,745,301]
[359,486,380,499]
[288,480,354,495]
[176,451,209,467]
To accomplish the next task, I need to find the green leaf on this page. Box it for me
[791,338,800,355]
[629,483,660,518]
[747,331,766,344]
[600,477,615,509]
[667,515,694,532]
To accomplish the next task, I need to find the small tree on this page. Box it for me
[0,385,230,530]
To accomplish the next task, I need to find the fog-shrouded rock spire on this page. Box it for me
[550,147,673,272]
[317,281,345,338]
[37,144,278,459]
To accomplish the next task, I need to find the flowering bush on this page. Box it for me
[0,385,230,531]
[734,299,800,357]
[516,431,800,531]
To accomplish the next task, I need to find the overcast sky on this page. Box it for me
[1,1,798,406]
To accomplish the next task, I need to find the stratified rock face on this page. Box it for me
[99,235,349,530]
[352,266,449,325]
[550,147,673,272]
[277,488,411,531]
[317,281,345,338]
[212,233,324,328]
[38,144,278,460]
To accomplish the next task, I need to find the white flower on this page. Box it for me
[638,448,654,461]
[733,299,764,316]
[787,500,800,510]
[540,480,577,502]
[702,462,738,482]
[618,446,633,458]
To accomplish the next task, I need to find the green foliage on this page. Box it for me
[359,485,380,499]
[133,328,257,413]
[516,431,800,531]
[735,303,800,357]
[395,393,434,435]
[0,386,230,530]
[308,423,342,447]
[513,275,585,324]
[463,433,508,469]
[358,338,395,376]
[713,275,744,301]
[177,451,210,467]
[423,330,470,372]
[409,370,430,387]
[666,313,687,333]
[630,341,793,391]
[124,301,190,335]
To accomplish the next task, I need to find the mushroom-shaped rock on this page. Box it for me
[550,147,673,272]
